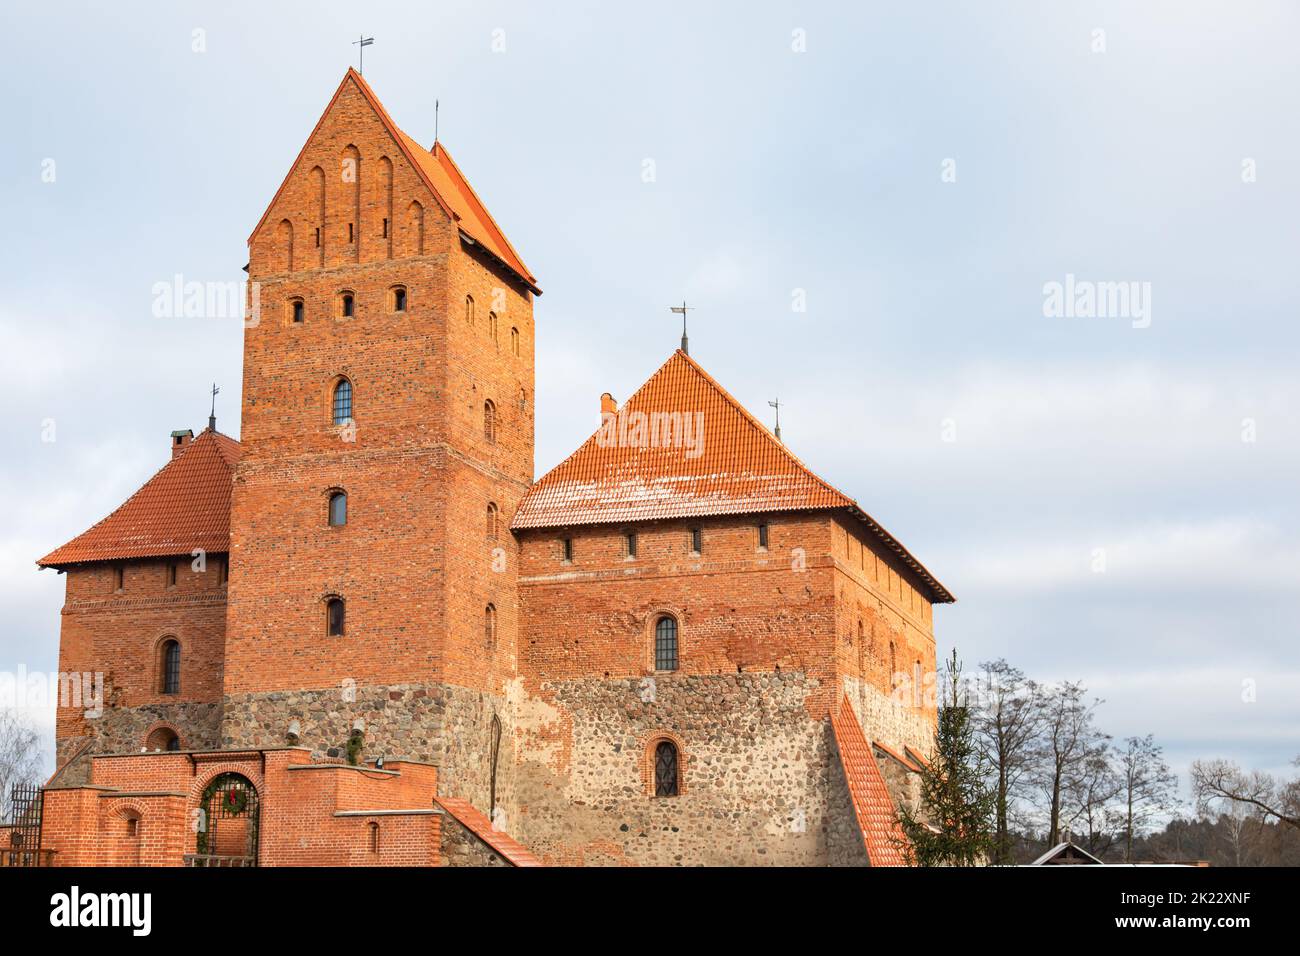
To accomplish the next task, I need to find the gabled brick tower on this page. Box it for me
[226,69,538,811]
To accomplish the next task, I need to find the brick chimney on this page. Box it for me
[600,392,618,419]
[170,429,194,459]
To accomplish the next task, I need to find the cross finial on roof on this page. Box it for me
[669,301,693,355]
[209,383,220,431]
[353,35,374,75]
[768,398,782,442]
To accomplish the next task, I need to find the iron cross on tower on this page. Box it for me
[669,301,693,355]
[209,383,220,431]
[353,35,374,74]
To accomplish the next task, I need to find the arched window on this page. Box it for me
[333,379,353,425]
[465,294,475,325]
[489,311,499,345]
[510,327,520,356]
[486,502,498,540]
[654,615,678,671]
[339,291,355,318]
[327,597,345,637]
[288,297,304,324]
[329,491,347,526]
[654,740,679,797]
[483,400,496,443]
[484,603,496,645]
[392,286,407,312]
[368,821,380,853]
[146,726,180,752]
[160,639,181,695]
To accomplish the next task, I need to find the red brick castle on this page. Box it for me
[26,70,953,867]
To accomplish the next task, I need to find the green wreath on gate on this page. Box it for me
[195,774,253,855]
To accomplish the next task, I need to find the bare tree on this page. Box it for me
[1063,748,1123,857]
[973,659,1046,864]
[1191,755,1300,831]
[1032,681,1108,846]
[1116,734,1179,861]
[0,710,43,821]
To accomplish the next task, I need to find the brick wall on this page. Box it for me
[53,556,228,761]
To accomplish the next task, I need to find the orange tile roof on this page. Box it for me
[248,69,538,293]
[434,797,543,867]
[513,349,954,602]
[831,696,910,866]
[37,429,239,568]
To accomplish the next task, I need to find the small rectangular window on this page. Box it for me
[562,537,573,563]
[166,563,177,588]
[348,222,355,243]
[758,522,769,549]
[690,528,702,554]
[314,227,321,248]
[113,566,124,592]
[217,559,227,586]
[292,300,304,323]
[382,217,389,239]
[626,532,637,558]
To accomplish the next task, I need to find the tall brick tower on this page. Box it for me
[225,70,538,812]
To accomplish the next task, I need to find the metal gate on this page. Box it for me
[186,772,260,867]
[2,784,46,867]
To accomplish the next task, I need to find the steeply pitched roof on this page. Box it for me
[37,429,240,568]
[248,69,538,293]
[831,696,910,867]
[512,349,954,602]
[434,797,543,867]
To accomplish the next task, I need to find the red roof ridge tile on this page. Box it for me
[434,796,543,867]
[831,696,910,866]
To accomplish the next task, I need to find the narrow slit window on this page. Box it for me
[486,502,498,540]
[655,615,678,671]
[654,740,679,797]
[485,603,497,645]
[166,562,177,588]
[393,287,407,312]
[161,640,181,695]
[562,537,573,563]
[382,217,389,239]
[314,227,321,248]
[690,527,702,555]
[483,400,497,443]
[333,379,353,425]
[327,598,346,637]
[341,292,355,318]
[329,492,347,526]
[625,531,637,558]
[465,294,475,325]
[757,521,769,549]
[291,299,304,323]
[348,222,355,243]
[113,566,124,592]
[510,327,520,356]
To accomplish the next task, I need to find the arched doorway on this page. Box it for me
[191,773,260,867]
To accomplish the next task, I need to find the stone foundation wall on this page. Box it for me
[439,813,511,866]
[513,671,846,866]
[72,700,223,759]
[219,682,515,816]
[843,675,934,756]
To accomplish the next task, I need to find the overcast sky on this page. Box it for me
[1,1,1296,796]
